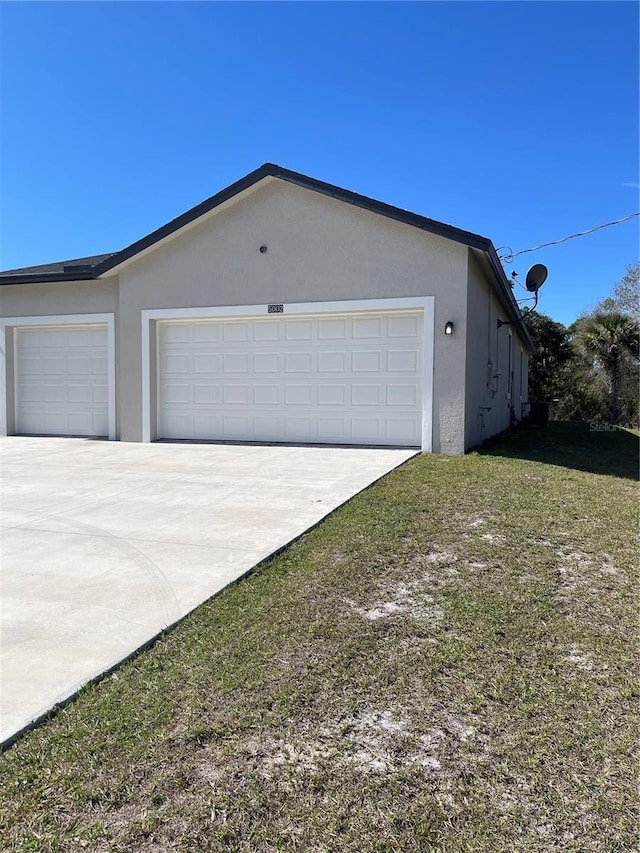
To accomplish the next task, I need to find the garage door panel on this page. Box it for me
[254,415,281,436]
[254,385,280,405]
[67,385,91,404]
[224,415,249,435]
[164,354,190,374]
[285,320,312,341]
[223,385,250,405]
[318,351,347,372]
[193,384,219,404]
[388,315,420,337]
[16,325,108,437]
[318,318,347,339]
[193,415,220,435]
[387,417,420,438]
[165,384,191,404]
[193,323,220,343]
[318,385,346,406]
[254,352,280,372]
[352,418,381,439]
[93,385,108,405]
[318,417,347,440]
[352,385,381,405]
[68,413,93,433]
[158,312,424,447]
[164,324,191,343]
[68,356,92,375]
[223,353,249,373]
[43,412,67,433]
[387,385,419,406]
[69,330,93,347]
[285,385,313,405]
[223,323,249,342]
[44,357,66,375]
[18,357,41,375]
[18,330,41,349]
[253,322,280,342]
[388,350,419,372]
[92,356,108,375]
[353,316,382,338]
[44,385,66,404]
[285,416,313,439]
[19,384,41,403]
[353,351,383,372]
[194,353,219,373]
[285,352,312,372]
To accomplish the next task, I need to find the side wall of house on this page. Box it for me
[117,180,470,453]
[465,251,530,449]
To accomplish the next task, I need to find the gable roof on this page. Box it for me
[0,163,532,347]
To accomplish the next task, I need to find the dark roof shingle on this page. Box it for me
[0,254,115,279]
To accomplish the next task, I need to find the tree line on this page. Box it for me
[526,262,639,426]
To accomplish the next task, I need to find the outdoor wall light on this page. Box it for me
[444,321,454,336]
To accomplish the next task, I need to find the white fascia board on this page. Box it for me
[0,313,117,440]
[141,296,434,450]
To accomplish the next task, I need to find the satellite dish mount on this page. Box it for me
[523,263,548,310]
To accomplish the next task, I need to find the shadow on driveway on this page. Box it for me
[478,421,639,481]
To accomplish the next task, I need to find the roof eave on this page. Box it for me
[481,246,535,351]
[0,271,98,286]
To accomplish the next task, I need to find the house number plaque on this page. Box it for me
[267,304,284,314]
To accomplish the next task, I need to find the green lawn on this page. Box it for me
[1,423,638,852]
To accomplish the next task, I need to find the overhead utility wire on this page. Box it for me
[497,212,640,262]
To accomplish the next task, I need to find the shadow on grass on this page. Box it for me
[479,421,640,480]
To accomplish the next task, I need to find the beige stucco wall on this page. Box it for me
[465,252,530,448]
[0,278,118,318]
[117,179,470,452]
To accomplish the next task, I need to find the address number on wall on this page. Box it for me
[267,304,284,314]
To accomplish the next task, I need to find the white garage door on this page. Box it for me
[16,325,109,437]
[157,311,424,446]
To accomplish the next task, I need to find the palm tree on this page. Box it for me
[576,311,639,424]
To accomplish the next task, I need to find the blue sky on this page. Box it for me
[1,1,637,325]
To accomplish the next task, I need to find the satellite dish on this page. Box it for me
[525,263,548,293]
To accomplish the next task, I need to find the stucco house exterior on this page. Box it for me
[0,164,533,454]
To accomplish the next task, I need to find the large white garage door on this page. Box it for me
[16,325,109,437]
[157,311,424,446]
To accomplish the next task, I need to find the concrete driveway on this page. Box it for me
[0,437,416,745]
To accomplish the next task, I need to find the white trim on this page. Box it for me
[141,297,435,450]
[141,313,151,443]
[421,298,435,452]
[142,296,432,323]
[0,313,116,440]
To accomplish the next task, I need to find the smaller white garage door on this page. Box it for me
[16,325,109,437]
[157,311,425,446]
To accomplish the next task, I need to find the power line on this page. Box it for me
[497,212,640,262]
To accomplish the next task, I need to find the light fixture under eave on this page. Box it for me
[444,321,454,336]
